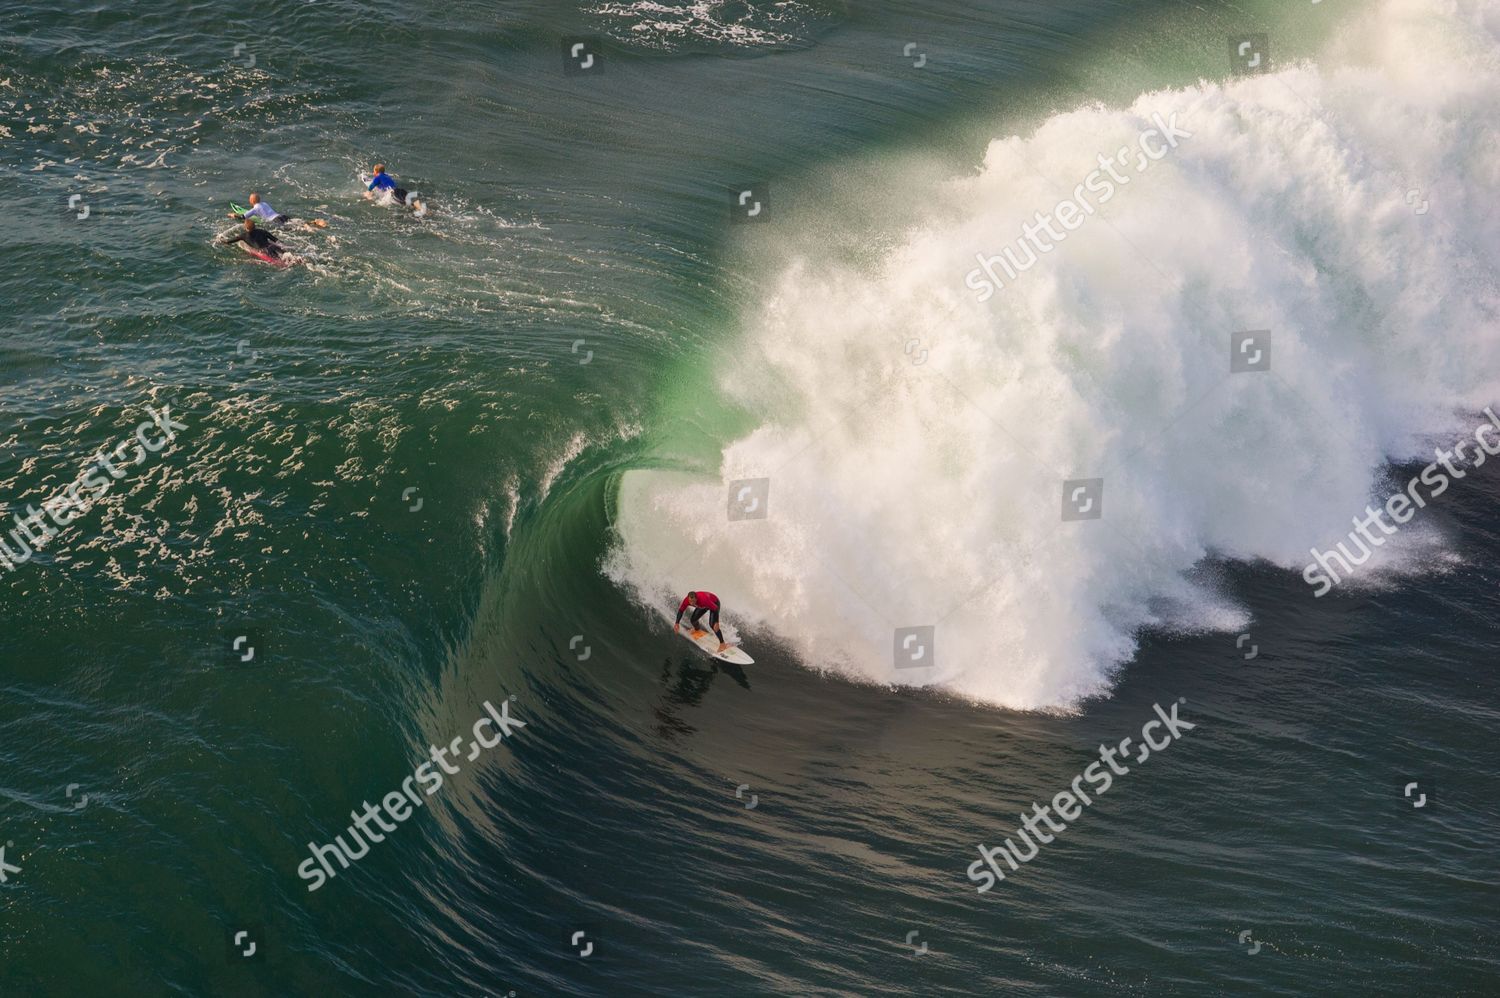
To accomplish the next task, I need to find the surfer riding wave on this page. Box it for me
[674,591,728,653]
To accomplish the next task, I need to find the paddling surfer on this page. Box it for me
[220,217,283,260]
[230,192,327,229]
[364,164,425,214]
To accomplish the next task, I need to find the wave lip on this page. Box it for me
[614,0,1500,710]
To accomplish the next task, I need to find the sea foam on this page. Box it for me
[611,0,1500,709]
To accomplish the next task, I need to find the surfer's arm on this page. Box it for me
[673,596,691,629]
[221,232,246,245]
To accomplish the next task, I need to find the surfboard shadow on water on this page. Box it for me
[651,655,751,741]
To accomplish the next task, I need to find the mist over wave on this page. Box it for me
[611,0,1500,710]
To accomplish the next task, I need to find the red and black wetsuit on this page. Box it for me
[675,591,722,639]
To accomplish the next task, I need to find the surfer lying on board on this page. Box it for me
[674,591,729,653]
[229,192,327,229]
[219,217,283,260]
[364,164,426,215]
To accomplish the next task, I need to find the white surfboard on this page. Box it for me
[678,625,754,665]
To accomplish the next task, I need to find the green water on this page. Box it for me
[3,0,1497,995]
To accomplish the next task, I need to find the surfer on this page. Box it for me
[219,217,283,260]
[673,591,729,653]
[364,164,426,215]
[229,192,327,229]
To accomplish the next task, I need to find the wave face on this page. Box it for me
[613,0,1500,710]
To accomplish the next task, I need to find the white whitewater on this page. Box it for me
[611,0,1500,710]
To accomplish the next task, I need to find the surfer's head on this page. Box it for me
[243,217,256,230]
[372,164,385,175]
[685,593,698,607]
[248,193,261,206]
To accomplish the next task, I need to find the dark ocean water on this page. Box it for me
[2,0,1498,995]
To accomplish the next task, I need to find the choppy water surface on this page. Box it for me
[2,0,1498,994]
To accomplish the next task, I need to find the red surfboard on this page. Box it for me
[236,241,293,266]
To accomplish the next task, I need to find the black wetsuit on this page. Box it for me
[224,228,282,258]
